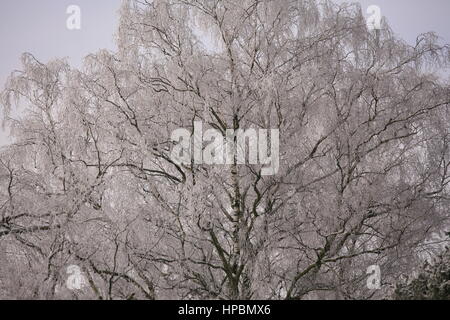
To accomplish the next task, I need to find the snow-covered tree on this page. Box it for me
[1,0,450,300]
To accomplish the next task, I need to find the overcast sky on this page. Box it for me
[1,0,450,145]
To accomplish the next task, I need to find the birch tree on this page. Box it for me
[1,0,450,300]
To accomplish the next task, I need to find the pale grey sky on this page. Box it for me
[0,0,121,144]
[1,0,449,145]
[335,0,450,44]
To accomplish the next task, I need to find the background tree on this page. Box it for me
[394,244,450,300]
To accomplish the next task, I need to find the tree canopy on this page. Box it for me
[1,0,450,300]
